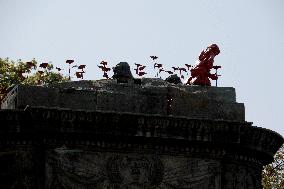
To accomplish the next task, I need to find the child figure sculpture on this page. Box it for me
[186,44,220,86]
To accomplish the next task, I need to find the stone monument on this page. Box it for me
[0,62,283,189]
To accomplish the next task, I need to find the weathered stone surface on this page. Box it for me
[1,79,244,121]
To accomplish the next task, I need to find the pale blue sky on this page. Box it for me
[0,0,283,136]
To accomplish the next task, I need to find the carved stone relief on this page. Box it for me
[46,146,221,189]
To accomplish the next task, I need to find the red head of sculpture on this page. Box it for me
[208,44,220,55]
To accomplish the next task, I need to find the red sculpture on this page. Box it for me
[186,44,221,86]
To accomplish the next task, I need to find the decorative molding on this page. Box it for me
[0,107,283,166]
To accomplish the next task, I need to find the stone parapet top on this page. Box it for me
[51,79,237,103]
[1,80,244,121]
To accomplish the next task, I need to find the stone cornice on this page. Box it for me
[0,107,283,165]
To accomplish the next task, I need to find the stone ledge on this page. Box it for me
[0,107,282,165]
